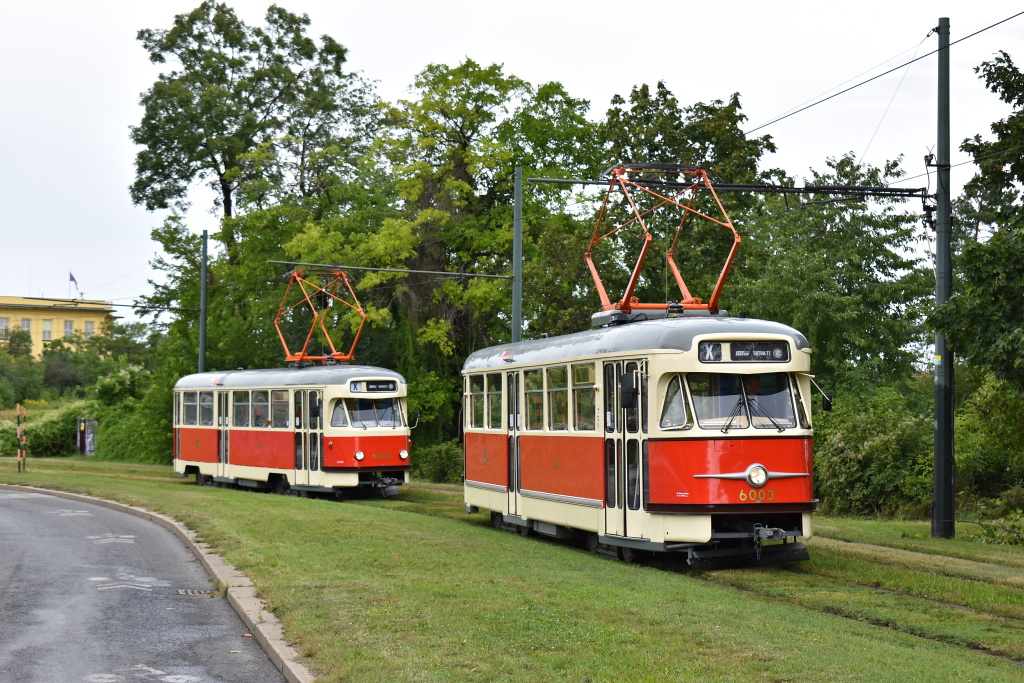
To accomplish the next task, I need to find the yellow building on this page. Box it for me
[0,296,117,357]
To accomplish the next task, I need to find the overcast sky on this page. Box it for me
[1,1,1021,320]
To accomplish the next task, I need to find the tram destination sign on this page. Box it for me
[730,341,790,362]
[366,380,397,392]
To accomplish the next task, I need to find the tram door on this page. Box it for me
[506,371,521,516]
[294,390,308,486]
[293,390,323,488]
[603,360,646,539]
[216,391,230,479]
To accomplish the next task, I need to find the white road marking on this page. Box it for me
[90,572,159,592]
[84,664,202,682]
[47,508,93,517]
[87,533,137,544]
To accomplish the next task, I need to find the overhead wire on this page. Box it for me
[738,11,1024,141]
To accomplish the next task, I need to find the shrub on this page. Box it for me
[25,400,87,457]
[953,372,1024,499]
[0,419,18,455]
[814,386,932,515]
[412,439,464,484]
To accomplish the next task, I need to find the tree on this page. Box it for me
[730,155,932,390]
[130,2,363,251]
[933,51,1024,389]
[597,83,779,306]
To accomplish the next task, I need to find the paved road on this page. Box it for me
[0,489,286,683]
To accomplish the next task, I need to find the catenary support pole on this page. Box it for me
[512,167,523,342]
[199,229,208,374]
[933,17,955,539]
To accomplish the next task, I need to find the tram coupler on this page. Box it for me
[753,525,788,541]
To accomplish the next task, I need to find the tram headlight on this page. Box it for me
[354,450,365,461]
[746,464,768,488]
[399,449,409,460]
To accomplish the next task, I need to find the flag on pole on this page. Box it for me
[70,272,79,294]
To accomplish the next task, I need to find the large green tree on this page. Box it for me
[730,155,932,390]
[595,83,779,307]
[934,51,1024,389]
[130,2,367,243]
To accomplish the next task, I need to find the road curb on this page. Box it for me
[0,484,315,683]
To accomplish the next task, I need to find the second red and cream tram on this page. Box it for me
[463,310,819,566]
[174,365,411,496]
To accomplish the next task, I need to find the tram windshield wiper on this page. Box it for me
[748,398,786,432]
[721,397,745,434]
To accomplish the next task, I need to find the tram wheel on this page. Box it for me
[271,478,290,496]
[586,533,601,554]
[618,546,645,564]
[195,473,211,486]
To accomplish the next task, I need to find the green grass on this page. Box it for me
[3,457,1024,682]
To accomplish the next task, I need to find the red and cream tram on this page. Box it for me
[462,310,817,565]
[463,163,825,565]
[173,365,411,495]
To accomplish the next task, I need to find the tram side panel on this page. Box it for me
[229,429,294,470]
[464,432,509,513]
[518,434,604,531]
[176,426,218,464]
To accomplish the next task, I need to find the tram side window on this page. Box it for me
[547,366,568,430]
[174,393,180,426]
[330,399,349,427]
[524,369,544,430]
[199,392,214,426]
[659,376,691,430]
[252,390,270,428]
[469,375,485,429]
[572,363,596,431]
[233,391,250,427]
[271,390,290,428]
[486,373,502,429]
[183,392,198,426]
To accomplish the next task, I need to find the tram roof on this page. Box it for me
[174,364,406,390]
[463,316,809,371]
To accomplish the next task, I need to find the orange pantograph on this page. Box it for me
[274,269,366,363]
[585,163,741,314]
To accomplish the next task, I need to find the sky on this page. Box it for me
[1,1,1021,321]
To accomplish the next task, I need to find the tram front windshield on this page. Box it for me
[330,397,404,429]
[686,372,797,431]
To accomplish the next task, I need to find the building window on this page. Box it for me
[64,321,74,338]
[42,320,52,342]
[0,318,8,340]
[84,321,95,339]
[21,318,30,331]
